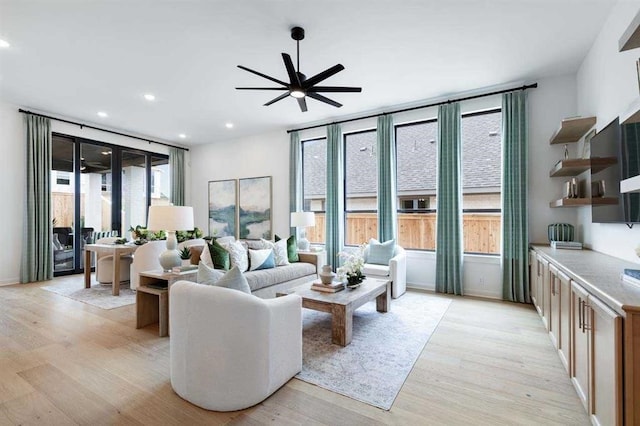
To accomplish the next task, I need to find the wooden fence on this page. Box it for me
[307,212,501,254]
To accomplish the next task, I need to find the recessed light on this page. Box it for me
[178,134,186,139]
[144,93,156,101]
[97,111,108,118]
[225,123,234,129]
[0,39,10,48]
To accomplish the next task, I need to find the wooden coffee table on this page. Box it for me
[280,277,390,346]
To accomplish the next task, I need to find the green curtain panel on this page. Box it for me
[325,124,344,270]
[289,131,302,236]
[377,114,398,243]
[169,147,185,206]
[21,114,53,283]
[435,102,463,295]
[502,91,530,303]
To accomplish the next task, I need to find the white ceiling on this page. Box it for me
[0,0,618,146]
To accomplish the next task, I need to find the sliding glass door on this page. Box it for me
[51,133,168,276]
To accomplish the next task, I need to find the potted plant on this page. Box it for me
[179,246,192,266]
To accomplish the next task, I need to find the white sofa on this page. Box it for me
[169,280,302,411]
[362,245,407,298]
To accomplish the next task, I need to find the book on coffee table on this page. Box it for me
[311,282,345,293]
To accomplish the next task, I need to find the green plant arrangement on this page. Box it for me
[176,227,204,243]
[179,246,191,260]
[114,238,128,245]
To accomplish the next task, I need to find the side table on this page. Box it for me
[136,269,197,337]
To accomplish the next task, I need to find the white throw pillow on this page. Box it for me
[197,261,224,286]
[219,239,248,273]
[260,238,289,266]
[213,265,251,294]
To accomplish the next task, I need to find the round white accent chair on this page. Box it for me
[95,237,133,285]
[169,281,302,411]
[362,244,407,298]
[129,240,167,290]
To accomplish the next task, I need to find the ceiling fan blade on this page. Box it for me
[237,65,289,87]
[303,64,345,88]
[235,87,288,90]
[264,92,290,106]
[282,53,301,86]
[307,86,362,93]
[307,92,343,108]
[297,97,308,112]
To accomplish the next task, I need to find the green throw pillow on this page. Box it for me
[275,234,298,263]
[208,239,230,270]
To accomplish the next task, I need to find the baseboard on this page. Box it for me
[0,277,20,286]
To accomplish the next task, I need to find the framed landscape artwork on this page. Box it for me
[239,176,272,240]
[208,179,237,238]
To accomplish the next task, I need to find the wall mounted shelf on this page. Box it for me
[621,97,640,124]
[549,197,618,208]
[619,10,640,51]
[549,117,597,144]
[549,157,617,177]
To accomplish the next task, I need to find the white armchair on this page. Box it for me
[362,245,407,299]
[129,240,166,290]
[169,281,302,411]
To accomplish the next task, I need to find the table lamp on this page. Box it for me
[291,211,315,251]
[147,205,194,271]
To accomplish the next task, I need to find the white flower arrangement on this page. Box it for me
[338,243,367,285]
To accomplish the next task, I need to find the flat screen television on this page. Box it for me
[591,117,640,224]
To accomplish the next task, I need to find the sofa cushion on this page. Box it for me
[219,240,248,273]
[362,263,390,277]
[208,240,230,270]
[248,249,275,271]
[244,262,316,293]
[275,234,298,263]
[197,261,225,285]
[367,238,395,265]
[214,266,251,294]
[260,238,289,266]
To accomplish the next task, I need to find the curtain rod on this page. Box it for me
[18,108,189,151]
[287,82,538,134]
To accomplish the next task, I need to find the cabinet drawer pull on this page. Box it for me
[578,298,583,331]
[583,303,591,331]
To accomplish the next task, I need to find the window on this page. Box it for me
[395,119,438,250]
[461,109,502,255]
[344,129,378,245]
[302,138,327,244]
[394,110,502,254]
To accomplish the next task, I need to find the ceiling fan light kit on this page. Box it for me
[236,26,362,112]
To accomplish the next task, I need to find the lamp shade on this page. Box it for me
[291,211,315,227]
[147,205,194,231]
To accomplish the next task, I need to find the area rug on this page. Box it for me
[41,281,135,310]
[296,291,452,410]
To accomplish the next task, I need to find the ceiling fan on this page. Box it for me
[236,26,362,112]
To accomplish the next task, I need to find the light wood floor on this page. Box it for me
[0,276,589,425]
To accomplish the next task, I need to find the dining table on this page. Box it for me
[84,243,139,296]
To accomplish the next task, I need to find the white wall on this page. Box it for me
[0,101,26,285]
[576,1,640,263]
[0,101,181,285]
[190,130,290,238]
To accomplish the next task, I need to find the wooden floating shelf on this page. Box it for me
[620,97,640,125]
[619,10,640,52]
[549,116,597,144]
[549,197,618,208]
[549,157,617,177]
